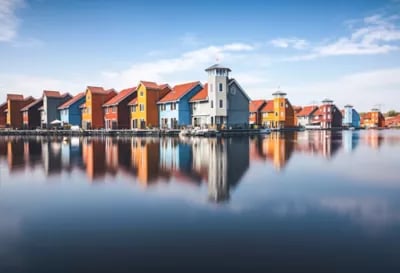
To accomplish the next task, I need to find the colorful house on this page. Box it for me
[311,99,342,129]
[259,91,296,128]
[385,114,400,128]
[0,102,7,128]
[6,94,35,129]
[342,104,360,128]
[130,81,171,129]
[296,105,318,127]
[360,108,385,128]
[190,64,250,129]
[158,81,203,129]
[81,86,117,129]
[103,87,137,129]
[249,100,267,127]
[21,98,43,129]
[58,92,86,126]
[40,91,72,128]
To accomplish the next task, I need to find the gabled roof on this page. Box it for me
[127,97,137,106]
[0,102,7,109]
[87,86,107,94]
[190,84,208,102]
[43,90,62,98]
[103,87,137,107]
[158,81,201,103]
[296,105,318,117]
[58,92,85,110]
[21,98,43,112]
[313,107,323,116]
[260,100,274,112]
[249,100,266,112]
[228,78,251,101]
[7,94,24,101]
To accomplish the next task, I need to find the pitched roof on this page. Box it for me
[58,92,85,110]
[190,84,208,102]
[296,105,318,117]
[7,94,24,101]
[260,100,274,112]
[103,87,137,107]
[87,86,106,94]
[0,102,6,109]
[249,100,266,112]
[313,107,323,116]
[140,81,161,89]
[158,81,200,103]
[127,97,137,106]
[43,90,62,98]
[21,98,43,111]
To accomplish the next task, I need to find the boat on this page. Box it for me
[259,128,271,134]
[179,129,191,137]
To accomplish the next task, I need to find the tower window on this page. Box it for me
[219,83,223,92]
[210,84,213,92]
[219,99,223,108]
[211,100,214,108]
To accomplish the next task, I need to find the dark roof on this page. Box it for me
[21,98,43,111]
[58,92,85,110]
[205,64,232,72]
[103,87,137,107]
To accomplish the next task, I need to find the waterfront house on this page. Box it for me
[6,94,35,129]
[311,99,342,129]
[249,100,267,127]
[0,102,7,128]
[260,100,274,126]
[58,92,86,127]
[342,104,360,128]
[40,91,72,128]
[21,98,43,129]
[296,105,318,127]
[190,64,250,129]
[130,81,171,129]
[385,114,400,128]
[103,87,137,129]
[81,86,117,129]
[158,81,203,129]
[259,91,296,129]
[360,108,385,128]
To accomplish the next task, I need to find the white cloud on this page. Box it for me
[180,32,201,47]
[0,0,25,42]
[269,38,309,50]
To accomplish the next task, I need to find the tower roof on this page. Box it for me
[344,104,353,108]
[322,98,334,104]
[205,64,231,72]
[272,90,287,97]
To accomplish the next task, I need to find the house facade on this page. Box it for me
[258,91,296,129]
[0,102,7,128]
[385,114,400,128]
[6,94,35,129]
[190,64,250,129]
[361,108,385,128]
[249,100,267,127]
[342,104,360,128]
[158,81,203,129]
[58,92,86,126]
[103,87,137,130]
[81,86,117,129]
[40,91,72,128]
[311,99,342,129]
[130,81,171,129]
[21,98,43,129]
[296,105,318,127]
[260,100,274,126]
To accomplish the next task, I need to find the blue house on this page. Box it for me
[58,92,86,126]
[342,104,360,128]
[158,81,203,129]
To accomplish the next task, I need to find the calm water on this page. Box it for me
[0,130,400,273]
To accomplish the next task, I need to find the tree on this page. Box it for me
[387,110,398,117]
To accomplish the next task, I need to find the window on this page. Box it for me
[132,106,136,112]
[286,103,288,108]
[210,84,213,92]
[140,104,144,112]
[275,112,278,117]
[328,107,331,112]
[211,100,214,108]
[328,114,331,119]
[113,106,117,113]
[219,99,223,108]
[171,103,176,110]
[140,91,144,97]
[160,104,166,111]
[219,83,223,92]
[281,111,284,116]
[280,102,283,107]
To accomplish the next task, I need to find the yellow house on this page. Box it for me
[260,91,295,129]
[129,81,170,129]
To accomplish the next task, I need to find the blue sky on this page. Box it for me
[0,0,400,111]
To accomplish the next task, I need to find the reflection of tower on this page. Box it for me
[343,131,359,153]
[131,138,160,186]
[208,138,228,202]
[261,133,295,171]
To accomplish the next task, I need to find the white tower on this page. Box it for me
[205,64,231,126]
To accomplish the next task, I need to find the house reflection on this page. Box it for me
[7,137,25,172]
[82,137,106,180]
[192,137,249,202]
[343,130,360,153]
[363,130,383,150]
[42,137,62,175]
[295,131,341,159]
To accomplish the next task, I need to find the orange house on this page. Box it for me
[6,94,35,129]
[81,86,117,129]
[249,100,267,127]
[131,138,161,186]
[103,87,137,129]
[130,81,171,129]
[0,102,7,128]
[361,109,385,128]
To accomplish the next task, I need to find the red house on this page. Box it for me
[0,102,7,128]
[103,87,137,129]
[311,99,342,129]
[249,100,267,127]
[6,94,35,129]
[21,98,43,129]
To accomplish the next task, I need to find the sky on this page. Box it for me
[0,0,399,112]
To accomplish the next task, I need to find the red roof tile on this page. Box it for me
[43,90,62,98]
[296,105,318,117]
[103,87,137,106]
[7,94,24,101]
[190,84,208,102]
[260,100,274,112]
[58,92,85,110]
[158,81,200,103]
[140,81,161,89]
[249,100,266,112]
[21,98,43,111]
[87,86,107,94]
[127,97,138,106]
[313,107,323,116]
